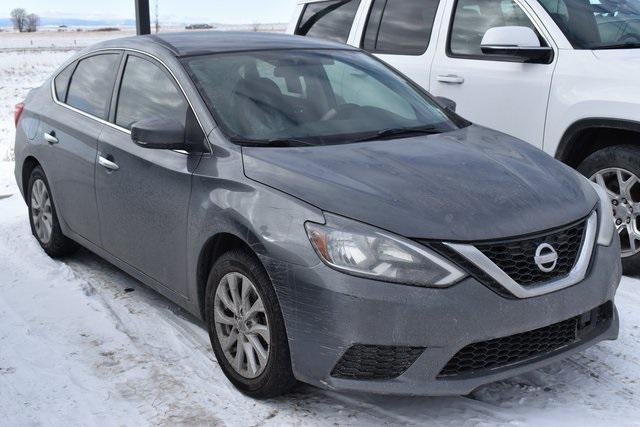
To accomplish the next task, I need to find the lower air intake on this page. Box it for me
[438,302,613,378]
[331,344,425,380]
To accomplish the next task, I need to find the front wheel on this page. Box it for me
[578,145,640,273]
[205,248,296,398]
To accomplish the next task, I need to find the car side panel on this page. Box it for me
[34,96,103,244]
[95,125,200,298]
[186,131,325,317]
[14,83,50,198]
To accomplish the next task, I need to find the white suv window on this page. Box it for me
[449,0,545,57]
[362,0,440,55]
[539,0,640,49]
[295,0,362,43]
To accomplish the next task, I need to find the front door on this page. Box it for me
[95,53,202,296]
[430,0,556,147]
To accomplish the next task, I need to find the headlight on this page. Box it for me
[590,181,615,246]
[305,214,466,287]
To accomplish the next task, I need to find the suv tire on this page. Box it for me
[578,145,640,274]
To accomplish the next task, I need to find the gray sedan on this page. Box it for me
[13,32,621,398]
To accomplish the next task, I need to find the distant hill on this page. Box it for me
[0,17,136,27]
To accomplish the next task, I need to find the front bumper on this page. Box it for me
[263,238,621,396]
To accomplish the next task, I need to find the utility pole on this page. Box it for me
[135,0,151,35]
[154,0,160,34]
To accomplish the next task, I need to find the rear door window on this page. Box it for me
[115,55,188,130]
[295,0,362,43]
[66,53,120,119]
[362,0,440,55]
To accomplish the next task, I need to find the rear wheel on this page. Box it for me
[27,166,77,257]
[578,145,640,273]
[205,248,296,398]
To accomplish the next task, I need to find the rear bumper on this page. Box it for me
[263,239,621,396]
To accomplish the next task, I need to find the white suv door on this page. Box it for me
[351,0,446,90]
[430,0,557,147]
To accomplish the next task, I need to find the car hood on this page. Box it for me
[242,125,597,241]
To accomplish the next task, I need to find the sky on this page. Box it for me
[3,0,299,24]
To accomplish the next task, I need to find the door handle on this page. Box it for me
[97,153,119,171]
[436,74,465,84]
[44,131,59,144]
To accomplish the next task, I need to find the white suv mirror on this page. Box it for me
[481,26,553,63]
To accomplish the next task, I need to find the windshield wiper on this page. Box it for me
[353,126,441,143]
[231,137,315,147]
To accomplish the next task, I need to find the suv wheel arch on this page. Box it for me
[556,118,640,168]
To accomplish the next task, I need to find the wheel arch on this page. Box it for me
[196,232,263,320]
[555,118,640,168]
[21,156,42,200]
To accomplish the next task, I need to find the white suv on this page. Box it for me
[289,0,640,270]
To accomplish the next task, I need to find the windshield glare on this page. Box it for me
[539,0,640,49]
[184,50,458,145]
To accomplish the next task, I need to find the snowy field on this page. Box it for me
[1,36,640,427]
[0,24,286,51]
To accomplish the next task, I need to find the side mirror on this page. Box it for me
[435,96,456,113]
[131,118,203,151]
[481,26,553,64]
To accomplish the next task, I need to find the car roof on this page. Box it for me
[94,31,358,57]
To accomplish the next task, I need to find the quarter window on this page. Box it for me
[295,0,362,43]
[66,54,120,119]
[449,0,545,57]
[54,62,75,102]
[115,55,188,130]
[362,0,440,55]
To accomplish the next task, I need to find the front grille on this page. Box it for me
[331,345,425,380]
[430,243,515,298]
[475,219,586,287]
[438,302,613,378]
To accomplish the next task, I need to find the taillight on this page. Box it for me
[14,103,25,127]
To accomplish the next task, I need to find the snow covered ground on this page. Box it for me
[0,24,286,51]
[1,39,640,427]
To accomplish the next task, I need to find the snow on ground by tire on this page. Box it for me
[1,39,640,427]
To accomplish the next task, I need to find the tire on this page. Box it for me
[577,145,640,274]
[27,166,78,258]
[205,248,296,398]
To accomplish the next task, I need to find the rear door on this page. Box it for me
[95,52,204,297]
[43,51,122,245]
[430,0,556,147]
[355,0,445,89]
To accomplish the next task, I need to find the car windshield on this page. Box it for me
[538,0,640,49]
[183,49,460,146]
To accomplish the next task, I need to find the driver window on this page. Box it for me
[449,0,545,57]
[116,55,188,130]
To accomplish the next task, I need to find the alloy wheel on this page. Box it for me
[30,179,53,245]
[213,272,271,379]
[591,167,640,257]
